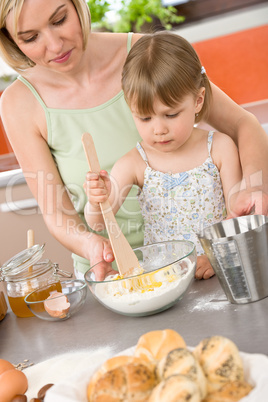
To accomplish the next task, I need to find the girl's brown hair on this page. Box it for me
[122,31,212,123]
[0,0,91,73]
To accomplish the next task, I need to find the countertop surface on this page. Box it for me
[1,275,267,369]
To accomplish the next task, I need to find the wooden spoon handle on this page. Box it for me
[27,229,34,248]
[27,229,34,274]
[82,133,140,276]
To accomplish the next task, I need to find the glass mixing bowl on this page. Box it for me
[24,279,87,321]
[85,240,196,317]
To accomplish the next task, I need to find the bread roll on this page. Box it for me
[193,336,244,393]
[89,362,157,402]
[135,329,186,362]
[156,348,207,399]
[202,380,253,402]
[87,355,154,401]
[148,374,201,402]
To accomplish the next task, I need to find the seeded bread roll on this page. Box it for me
[148,374,201,402]
[87,355,154,401]
[156,348,207,399]
[89,362,157,402]
[135,329,186,363]
[202,380,253,402]
[193,336,244,393]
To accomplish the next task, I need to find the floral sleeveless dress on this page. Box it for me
[136,131,226,255]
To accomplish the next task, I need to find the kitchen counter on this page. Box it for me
[1,275,267,369]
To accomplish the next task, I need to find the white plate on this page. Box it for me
[24,346,268,402]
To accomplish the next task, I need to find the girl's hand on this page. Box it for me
[83,170,111,207]
[195,255,215,280]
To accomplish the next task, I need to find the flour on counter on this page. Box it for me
[189,289,229,313]
[95,259,195,315]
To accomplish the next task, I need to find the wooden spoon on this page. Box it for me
[82,133,140,277]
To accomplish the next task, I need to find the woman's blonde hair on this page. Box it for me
[0,0,91,72]
[122,31,212,123]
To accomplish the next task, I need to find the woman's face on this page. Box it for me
[5,0,84,71]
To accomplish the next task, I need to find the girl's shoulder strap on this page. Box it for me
[127,32,134,53]
[17,75,47,110]
[207,130,214,156]
[136,142,149,166]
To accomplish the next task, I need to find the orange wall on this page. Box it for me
[193,25,268,105]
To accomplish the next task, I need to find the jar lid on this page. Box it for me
[0,244,45,279]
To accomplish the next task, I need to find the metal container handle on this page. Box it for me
[53,263,73,278]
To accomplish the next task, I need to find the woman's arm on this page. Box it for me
[0,83,114,280]
[207,84,268,215]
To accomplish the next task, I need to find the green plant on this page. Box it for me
[87,0,184,33]
[87,0,111,22]
[115,0,184,32]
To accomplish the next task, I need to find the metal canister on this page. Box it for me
[198,215,268,304]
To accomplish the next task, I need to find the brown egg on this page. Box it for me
[0,369,28,402]
[0,358,15,375]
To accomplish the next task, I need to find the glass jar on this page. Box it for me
[0,244,72,318]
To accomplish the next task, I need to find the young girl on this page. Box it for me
[84,31,242,280]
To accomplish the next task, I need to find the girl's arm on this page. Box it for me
[207,84,268,215]
[0,83,114,280]
[211,132,242,217]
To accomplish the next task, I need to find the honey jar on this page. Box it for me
[0,244,72,317]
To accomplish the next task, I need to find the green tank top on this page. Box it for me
[18,33,143,274]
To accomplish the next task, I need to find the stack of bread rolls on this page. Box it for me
[87,329,253,402]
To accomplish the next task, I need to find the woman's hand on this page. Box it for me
[195,255,215,280]
[86,233,117,281]
[227,177,268,217]
[229,187,268,217]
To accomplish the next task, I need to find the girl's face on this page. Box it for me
[131,91,205,153]
[5,0,83,71]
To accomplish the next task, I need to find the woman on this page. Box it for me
[0,0,267,280]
